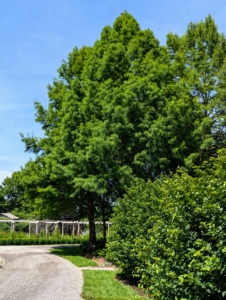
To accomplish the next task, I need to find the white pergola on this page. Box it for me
[0,215,111,237]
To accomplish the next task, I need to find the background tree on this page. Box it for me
[167,15,226,167]
[0,171,33,219]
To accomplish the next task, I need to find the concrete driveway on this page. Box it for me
[0,245,83,300]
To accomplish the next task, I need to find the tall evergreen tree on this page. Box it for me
[20,13,226,251]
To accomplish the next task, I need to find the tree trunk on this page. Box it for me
[102,197,107,244]
[87,198,96,254]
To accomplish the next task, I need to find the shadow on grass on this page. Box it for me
[50,245,82,256]
[49,246,98,267]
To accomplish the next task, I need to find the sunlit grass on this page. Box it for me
[82,270,146,300]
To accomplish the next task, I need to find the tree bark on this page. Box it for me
[102,197,107,244]
[87,198,96,254]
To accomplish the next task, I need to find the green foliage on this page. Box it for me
[0,171,34,219]
[13,238,21,245]
[5,238,13,245]
[32,238,39,245]
[0,221,10,232]
[38,239,45,245]
[0,239,6,245]
[167,15,226,167]
[0,231,86,246]
[106,149,226,299]
[52,226,61,239]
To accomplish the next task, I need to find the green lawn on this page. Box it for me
[82,270,146,300]
[50,247,98,267]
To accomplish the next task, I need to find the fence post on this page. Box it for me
[72,222,75,236]
[36,222,39,234]
[46,223,48,237]
[77,221,80,238]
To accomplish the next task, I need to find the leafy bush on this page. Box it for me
[0,222,10,233]
[0,239,6,245]
[13,238,21,245]
[106,149,226,299]
[50,238,58,244]
[33,238,39,245]
[72,237,81,244]
[51,227,61,239]
[21,238,28,245]
[0,234,87,246]
[64,238,71,244]
[0,230,99,249]
[6,238,13,245]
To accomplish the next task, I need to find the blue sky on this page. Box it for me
[0,0,226,183]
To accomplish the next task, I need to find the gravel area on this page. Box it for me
[0,245,84,300]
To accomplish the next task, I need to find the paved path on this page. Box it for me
[0,245,83,300]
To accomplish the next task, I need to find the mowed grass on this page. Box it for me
[82,270,146,300]
[50,246,98,267]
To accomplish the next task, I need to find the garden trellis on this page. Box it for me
[0,214,111,237]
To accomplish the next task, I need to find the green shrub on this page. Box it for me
[64,238,71,244]
[13,238,21,245]
[33,238,39,245]
[45,238,50,244]
[5,238,13,245]
[27,239,33,245]
[106,149,226,300]
[39,239,45,245]
[50,238,57,244]
[71,237,80,244]
[52,227,61,239]
[21,238,28,245]
[0,239,6,245]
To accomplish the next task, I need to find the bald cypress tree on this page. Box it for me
[167,15,226,167]
[21,13,226,252]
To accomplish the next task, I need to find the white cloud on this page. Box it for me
[0,170,12,184]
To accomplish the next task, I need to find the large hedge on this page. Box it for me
[106,149,226,299]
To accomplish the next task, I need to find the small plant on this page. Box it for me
[38,230,45,239]
[52,226,61,239]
